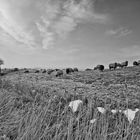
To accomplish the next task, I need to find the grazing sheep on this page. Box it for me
[13,68,19,72]
[69,100,83,113]
[94,65,104,71]
[133,61,138,66]
[42,69,46,73]
[116,63,122,68]
[66,68,74,74]
[73,67,78,72]
[137,60,140,65]
[94,67,97,70]
[47,69,54,75]
[35,70,40,73]
[55,70,63,77]
[120,61,128,68]
[24,70,29,73]
[109,63,117,70]
[85,68,92,71]
[123,108,139,123]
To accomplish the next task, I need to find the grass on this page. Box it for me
[0,66,140,139]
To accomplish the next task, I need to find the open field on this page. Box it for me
[0,66,140,140]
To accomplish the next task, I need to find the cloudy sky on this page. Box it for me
[0,0,140,68]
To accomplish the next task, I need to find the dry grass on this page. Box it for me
[0,66,140,140]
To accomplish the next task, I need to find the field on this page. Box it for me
[0,66,140,140]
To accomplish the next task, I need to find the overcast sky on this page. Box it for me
[0,0,140,68]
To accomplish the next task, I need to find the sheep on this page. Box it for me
[120,61,128,68]
[55,70,63,77]
[73,68,78,72]
[66,68,74,74]
[133,61,138,66]
[47,69,54,75]
[109,63,117,70]
[94,65,104,71]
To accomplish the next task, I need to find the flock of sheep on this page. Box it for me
[22,60,136,76]
[93,61,128,71]
[2,60,140,77]
[23,67,79,77]
[94,60,140,71]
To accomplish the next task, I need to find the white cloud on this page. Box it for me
[64,0,92,19]
[36,0,108,49]
[106,27,132,38]
[0,10,36,48]
[0,27,36,55]
[0,0,108,50]
[36,21,54,49]
[54,16,77,38]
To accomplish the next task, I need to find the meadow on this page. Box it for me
[0,66,140,140]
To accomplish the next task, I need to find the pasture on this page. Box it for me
[0,66,140,140]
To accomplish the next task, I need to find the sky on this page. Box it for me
[0,0,140,69]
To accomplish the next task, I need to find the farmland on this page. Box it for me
[0,66,140,140]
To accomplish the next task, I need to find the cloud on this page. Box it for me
[35,0,108,49]
[36,21,54,49]
[0,10,36,48]
[64,0,107,22]
[0,0,108,50]
[54,16,77,38]
[0,27,36,55]
[106,27,132,38]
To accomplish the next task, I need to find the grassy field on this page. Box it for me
[0,66,140,140]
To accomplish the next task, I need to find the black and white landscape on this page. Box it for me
[0,0,140,140]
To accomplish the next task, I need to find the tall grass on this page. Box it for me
[0,74,140,140]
